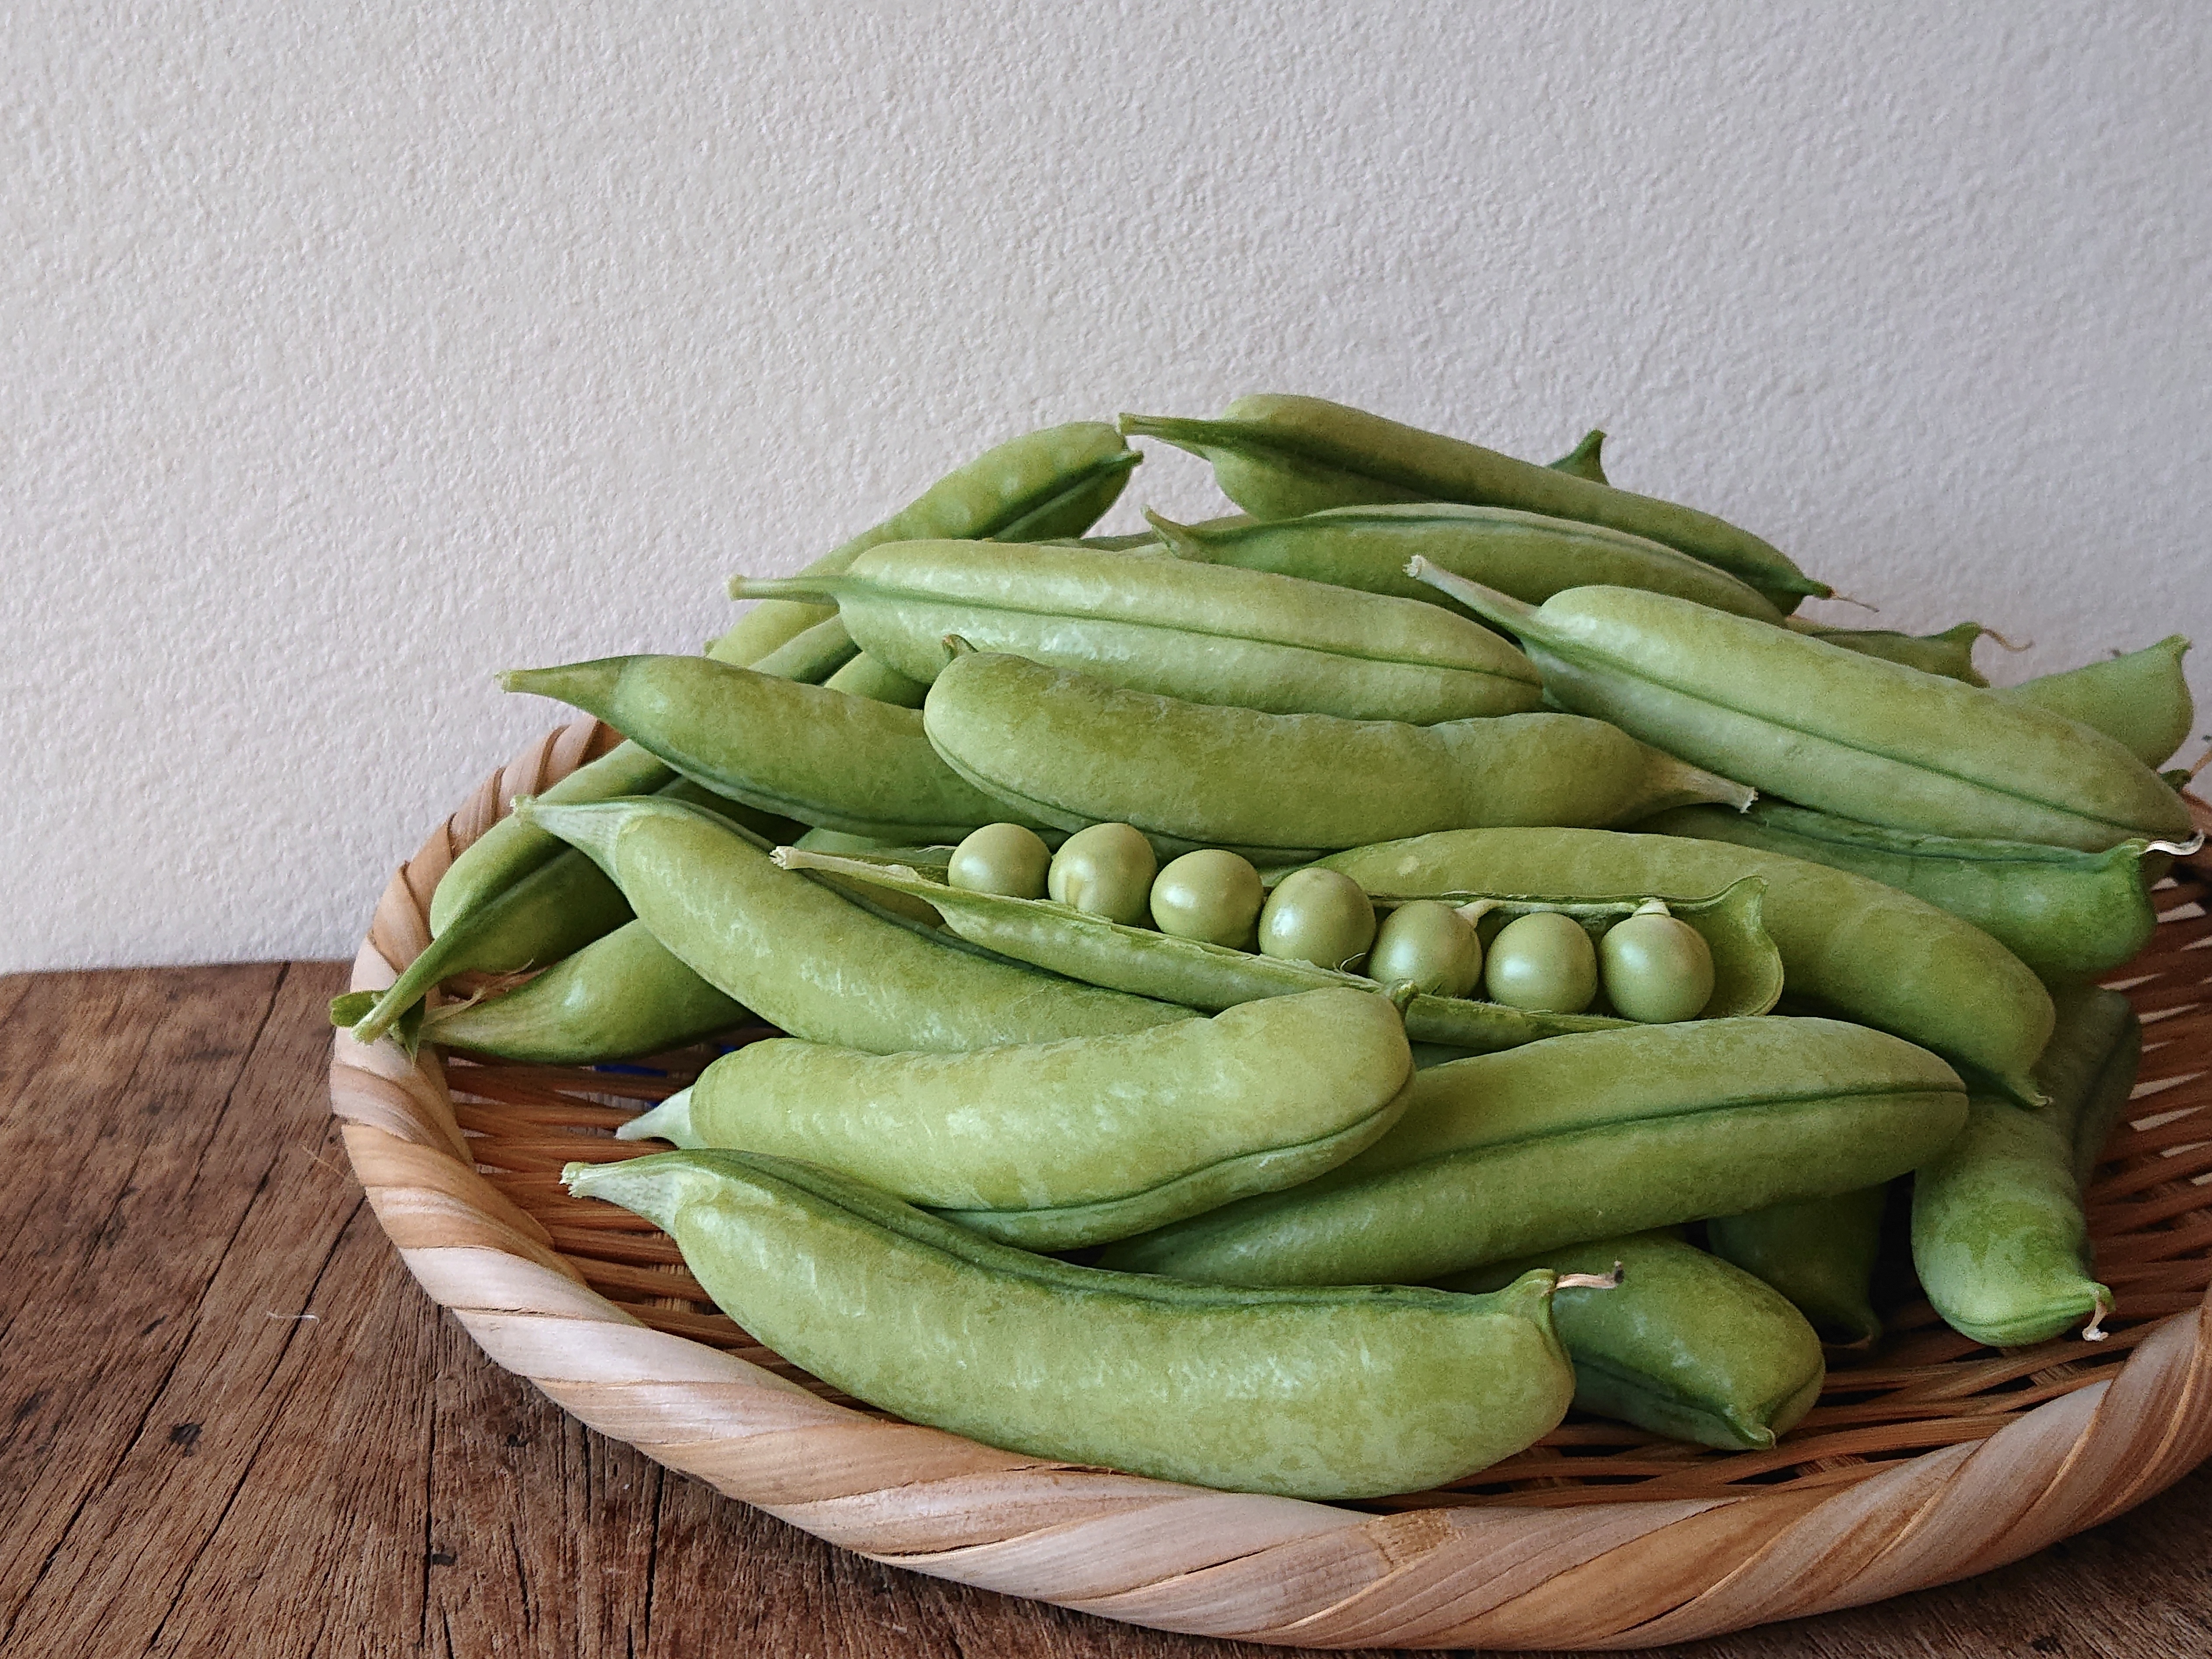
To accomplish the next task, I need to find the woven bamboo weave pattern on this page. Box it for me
[330,725,2212,1648]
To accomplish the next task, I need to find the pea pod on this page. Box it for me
[1706,1185,1888,1346]
[1439,1231,1825,1451]
[822,650,929,707]
[1412,564,2193,852]
[777,847,1782,1052]
[526,795,1188,1052]
[1642,802,2180,982]
[425,612,858,938]
[1100,1018,1968,1288]
[419,919,747,1063]
[564,1148,1578,1499]
[1784,620,1991,685]
[1912,986,2141,1348]
[921,648,1752,859]
[504,654,1045,843]
[1120,394,1827,610]
[1319,827,2054,1103]
[1144,503,1785,623]
[711,420,1139,666]
[616,987,1412,1249]
[1999,636,2194,766]
[731,539,1544,723]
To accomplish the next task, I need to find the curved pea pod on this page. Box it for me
[1320,826,2054,1103]
[822,650,929,707]
[1547,428,1608,483]
[526,795,1187,1053]
[1120,394,1827,610]
[1100,1017,1968,1288]
[1999,636,2194,766]
[1415,565,2193,853]
[1439,1231,1825,1451]
[921,648,1751,860]
[1913,986,2141,1348]
[1641,802,2180,982]
[731,540,1544,723]
[424,613,857,941]
[503,654,1045,843]
[1782,620,1992,686]
[777,848,1781,1052]
[712,420,1139,666]
[1145,503,1785,623]
[564,1149,1578,1499]
[616,988,1413,1250]
[416,920,747,1063]
[1706,1185,1888,1346]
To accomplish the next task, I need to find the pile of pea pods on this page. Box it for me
[342,394,2202,1502]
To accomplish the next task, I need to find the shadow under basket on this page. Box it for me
[330,716,2212,1651]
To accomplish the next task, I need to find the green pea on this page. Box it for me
[1258,868,1376,972]
[616,987,1413,1249]
[1599,903,1715,1023]
[1047,822,1157,925]
[1101,1017,1969,1288]
[1149,849,1264,946]
[1707,1186,1888,1347]
[568,1149,1580,1499]
[1413,562,2192,853]
[948,822,1052,900]
[823,649,930,707]
[1368,900,1482,997]
[1783,619,1991,685]
[1483,912,1596,1013]
[1547,428,1608,483]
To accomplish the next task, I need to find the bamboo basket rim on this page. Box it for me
[329,715,2212,1650]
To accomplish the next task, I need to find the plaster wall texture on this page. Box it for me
[4,1,2206,972]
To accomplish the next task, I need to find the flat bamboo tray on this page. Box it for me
[330,716,2212,1649]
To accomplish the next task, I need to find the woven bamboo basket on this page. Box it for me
[329,715,2212,1650]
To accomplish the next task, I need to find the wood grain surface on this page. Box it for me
[3,962,2208,1659]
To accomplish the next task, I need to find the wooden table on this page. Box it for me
[5,962,2209,1659]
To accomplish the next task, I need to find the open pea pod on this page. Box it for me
[775,848,1780,1050]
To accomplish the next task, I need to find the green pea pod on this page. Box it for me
[1641,802,2181,983]
[424,613,857,939]
[1912,985,2142,1349]
[1548,429,1609,483]
[1439,1231,1825,1451]
[420,919,747,1063]
[822,650,929,707]
[1319,827,2054,1104]
[564,1148,1578,1499]
[503,654,1045,843]
[711,421,1139,666]
[1144,504,1785,624]
[616,987,1413,1250]
[1783,620,1992,686]
[921,648,1751,860]
[732,540,1544,723]
[777,848,1781,1054]
[1706,1185,1888,1346]
[1412,564,2192,853]
[1999,636,2194,767]
[1100,1018,1967,1288]
[1120,394,1827,610]
[526,795,1187,1053]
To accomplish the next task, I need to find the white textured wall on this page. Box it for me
[5,2,2207,972]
